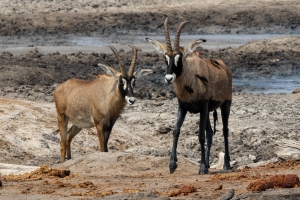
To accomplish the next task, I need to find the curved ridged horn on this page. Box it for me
[108,46,126,76]
[164,18,172,52]
[173,21,189,52]
[128,45,137,78]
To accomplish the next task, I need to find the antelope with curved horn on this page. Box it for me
[146,18,232,174]
[54,45,152,162]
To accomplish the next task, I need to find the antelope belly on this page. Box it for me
[71,115,95,128]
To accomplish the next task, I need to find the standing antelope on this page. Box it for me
[54,45,151,162]
[146,18,232,174]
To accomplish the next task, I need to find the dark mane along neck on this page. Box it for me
[173,54,208,102]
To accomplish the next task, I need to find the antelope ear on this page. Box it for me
[146,38,168,54]
[134,69,153,79]
[98,64,120,78]
[183,39,206,56]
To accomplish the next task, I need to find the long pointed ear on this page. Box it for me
[134,69,153,79]
[98,63,121,78]
[146,38,168,54]
[183,39,206,56]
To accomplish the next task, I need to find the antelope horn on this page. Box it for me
[128,45,137,78]
[108,46,126,76]
[174,21,189,52]
[164,18,172,52]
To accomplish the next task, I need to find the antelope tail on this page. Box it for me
[213,110,218,135]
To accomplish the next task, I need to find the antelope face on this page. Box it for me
[146,18,189,84]
[164,52,183,84]
[119,76,136,105]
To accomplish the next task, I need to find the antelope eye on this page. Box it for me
[131,78,135,88]
[174,54,180,66]
[121,78,127,90]
[165,55,170,65]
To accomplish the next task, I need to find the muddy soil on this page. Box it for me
[1,35,300,103]
[0,0,299,36]
[0,0,300,199]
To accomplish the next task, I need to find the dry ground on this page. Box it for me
[0,92,300,199]
[2,155,300,200]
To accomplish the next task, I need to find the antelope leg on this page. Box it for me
[170,106,187,174]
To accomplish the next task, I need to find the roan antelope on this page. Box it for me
[54,45,152,162]
[146,18,232,174]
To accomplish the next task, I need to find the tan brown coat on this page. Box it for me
[173,53,232,103]
[54,45,146,162]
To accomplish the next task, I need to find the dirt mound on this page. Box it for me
[204,36,300,79]
[210,173,263,181]
[2,165,70,181]
[210,161,300,185]
[247,174,300,191]
[55,152,199,177]
[169,184,197,197]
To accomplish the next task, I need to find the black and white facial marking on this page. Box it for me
[119,76,136,105]
[164,53,183,84]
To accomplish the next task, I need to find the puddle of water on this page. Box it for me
[0,34,298,50]
[72,36,107,46]
[70,34,296,50]
[233,77,300,94]
[68,34,298,53]
[0,34,297,54]
[137,34,294,50]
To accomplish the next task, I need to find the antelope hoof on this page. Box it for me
[223,164,232,171]
[169,161,178,174]
[199,164,208,175]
